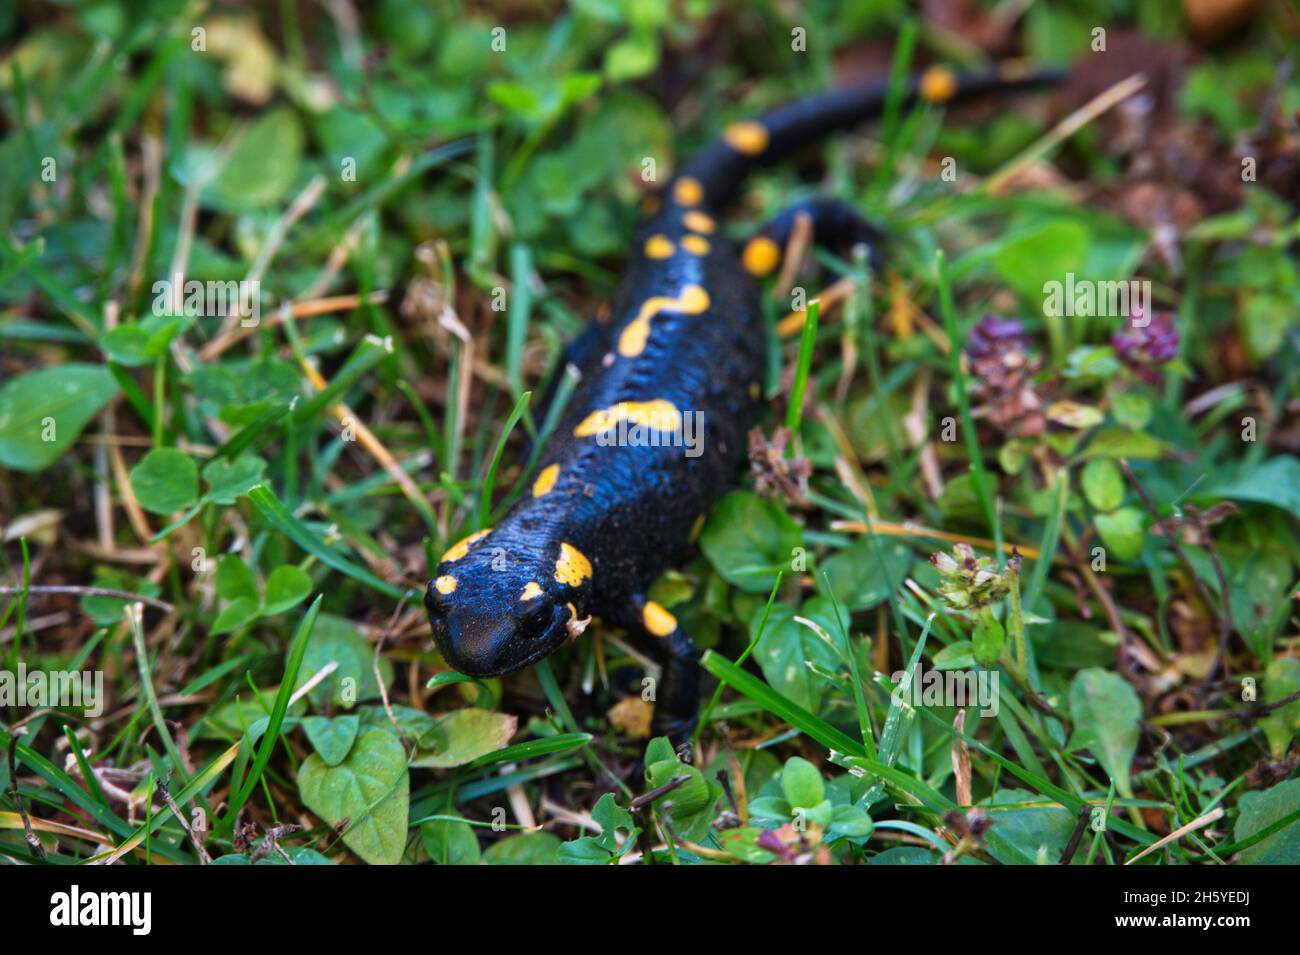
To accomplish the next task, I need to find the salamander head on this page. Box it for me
[425,531,593,677]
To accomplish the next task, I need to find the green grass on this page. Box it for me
[1,0,1299,867]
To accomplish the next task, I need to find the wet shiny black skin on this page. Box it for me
[424,66,1063,703]
[425,204,764,678]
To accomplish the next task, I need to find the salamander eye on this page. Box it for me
[515,597,556,641]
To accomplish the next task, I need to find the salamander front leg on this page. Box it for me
[740,196,885,278]
[630,597,701,758]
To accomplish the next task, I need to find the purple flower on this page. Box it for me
[966,315,1029,361]
[964,316,1045,437]
[756,828,791,860]
[1112,310,1179,384]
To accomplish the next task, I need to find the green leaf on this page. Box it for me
[749,599,841,712]
[826,803,874,843]
[203,107,303,210]
[780,757,825,810]
[1081,458,1124,512]
[1260,658,1300,760]
[644,736,721,843]
[421,817,481,865]
[1068,668,1140,797]
[819,539,911,611]
[202,454,267,505]
[590,792,635,852]
[1234,777,1300,864]
[983,789,1080,864]
[296,613,393,710]
[1077,427,1168,461]
[215,555,258,602]
[410,709,517,768]
[1094,507,1145,562]
[558,792,636,864]
[603,27,659,81]
[699,491,802,593]
[1045,400,1103,429]
[302,714,361,767]
[100,317,184,366]
[993,219,1090,307]
[932,641,976,670]
[299,727,410,866]
[0,364,118,471]
[1203,456,1300,519]
[211,596,260,635]
[483,831,561,864]
[129,447,199,514]
[1110,391,1151,429]
[263,565,312,615]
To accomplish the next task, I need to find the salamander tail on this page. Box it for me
[669,63,1066,212]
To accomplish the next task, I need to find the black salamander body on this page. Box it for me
[425,65,1060,741]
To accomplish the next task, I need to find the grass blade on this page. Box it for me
[701,650,865,757]
[246,485,406,598]
[224,594,321,825]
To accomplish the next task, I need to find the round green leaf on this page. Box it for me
[422,817,481,865]
[302,713,361,767]
[1081,458,1124,512]
[215,555,258,602]
[263,565,312,615]
[699,491,803,593]
[202,454,267,505]
[298,727,410,866]
[129,447,199,514]
[203,107,303,210]
[1094,506,1145,562]
[0,364,118,472]
[819,539,912,611]
[781,756,825,810]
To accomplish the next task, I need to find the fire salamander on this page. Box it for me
[426,64,1061,749]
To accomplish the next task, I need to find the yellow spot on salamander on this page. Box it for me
[919,65,958,103]
[573,399,683,438]
[554,542,592,588]
[644,234,675,259]
[434,575,457,595]
[520,581,544,601]
[681,234,710,256]
[618,284,710,357]
[673,177,704,207]
[439,528,490,564]
[532,463,560,497]
[742,236,780,277]
[683,211,715,234]
[723,121,769,155]
[643,601,678,637]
